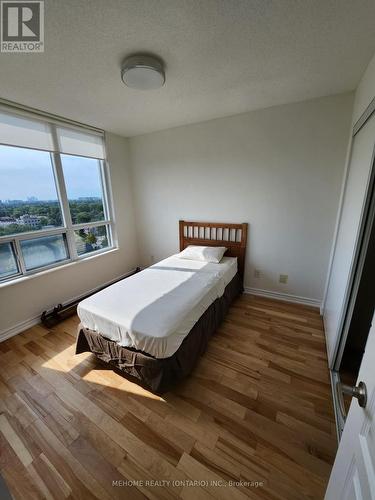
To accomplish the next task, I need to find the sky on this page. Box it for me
[0,145,102,201]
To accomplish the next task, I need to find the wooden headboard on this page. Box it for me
[179,220,248,280]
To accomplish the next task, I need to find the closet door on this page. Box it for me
[323,113,375,367]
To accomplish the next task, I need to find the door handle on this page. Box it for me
[337,381,367,411]
[336,381,347,419]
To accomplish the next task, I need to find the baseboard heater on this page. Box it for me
[41,267,141,328]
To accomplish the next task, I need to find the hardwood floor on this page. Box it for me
[0,294,336,499]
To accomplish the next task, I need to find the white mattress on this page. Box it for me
[77,255,237,359]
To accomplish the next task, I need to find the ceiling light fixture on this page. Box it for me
[121,55,165,90]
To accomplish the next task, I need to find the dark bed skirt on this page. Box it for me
[76,272,243,393]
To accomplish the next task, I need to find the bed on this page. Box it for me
[76,220,248,393]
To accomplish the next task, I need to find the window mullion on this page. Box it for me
[49,124,78,260]
[100,159,115,247]
[99,160,110,221]
[72,220,110,231]
[51,152,71,228]
[52,152,78,261]
[14,238,27,275]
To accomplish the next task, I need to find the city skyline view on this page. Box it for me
[0,145,103,200]
[0,196,101,203]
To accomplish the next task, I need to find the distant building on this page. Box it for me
[18,214,43,227]
[0,216,16,226]
[4,199,24,205]
[27,196,38,202]
[0,213,46,229]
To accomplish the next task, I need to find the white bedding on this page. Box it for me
[77,255,237,358]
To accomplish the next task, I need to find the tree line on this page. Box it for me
[0,200,104,236]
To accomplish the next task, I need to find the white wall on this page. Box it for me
[0,132,138,338]
[323,53,375,366]
[129,93,353,304]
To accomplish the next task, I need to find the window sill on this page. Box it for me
[0,246,119,288]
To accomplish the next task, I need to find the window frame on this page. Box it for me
[0,240,22,280]
[0,122,116,284]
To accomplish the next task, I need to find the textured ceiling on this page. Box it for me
[0,0,374,137]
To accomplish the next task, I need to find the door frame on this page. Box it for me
[328,98,375,441]
[332,154,375,372]
[329,98,375,370]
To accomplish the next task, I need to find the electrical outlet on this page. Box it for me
[254,269,261,279]
[279,274,288,284]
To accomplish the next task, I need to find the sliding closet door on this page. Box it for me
[324,113,375,367]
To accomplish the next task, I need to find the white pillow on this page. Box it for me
[177,245,227,263]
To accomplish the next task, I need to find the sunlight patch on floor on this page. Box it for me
[40,345,165,401]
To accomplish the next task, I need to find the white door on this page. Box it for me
[325,313,375,499]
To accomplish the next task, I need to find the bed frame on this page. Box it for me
[179,220,248,279]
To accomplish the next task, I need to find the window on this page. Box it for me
[0,108,114,283]
[0,242,19,279]
[20,234,69,271]
[0,146,63,236]
[74,225,110,256]
[61,155,105,224]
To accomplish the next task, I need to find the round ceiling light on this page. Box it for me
[121,55,165,90]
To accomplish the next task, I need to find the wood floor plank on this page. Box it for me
[0,294,336,499]
[177,452,249,500]
[0,413,33,467]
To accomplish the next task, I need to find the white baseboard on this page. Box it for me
[0,268,138,343]
[0,315,41,343]
[244,286,321,309]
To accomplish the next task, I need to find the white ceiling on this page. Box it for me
[1,0,374,137]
